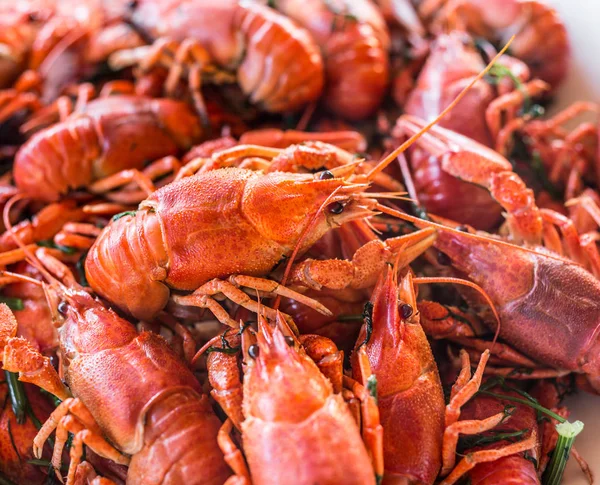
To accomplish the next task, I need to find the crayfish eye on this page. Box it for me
[284,336,295,347]
[319,170,334,180]
[328,202,345,214]
[400,303,413,319]
[248,344,260,359]
[57,301,69,316]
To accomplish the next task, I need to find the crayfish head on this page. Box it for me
[244,167,376,256]
[241,312,331,424]
[35,248,138,358]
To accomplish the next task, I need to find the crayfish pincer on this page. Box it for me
[433,228,600,393]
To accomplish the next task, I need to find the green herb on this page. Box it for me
[486,64,523,88]
[366,374,378,403]
[485,64,543,117]
[542,420,584,485]
[477,382,584,485]
[412,203,430,222]
[358,301,374,348]
[5,371,27,424]
[530,150,562,199]
[206,332,240,355]
[65,433,74,451]
[40,389,63,408]
[326,0,358,32]
[0,296,24,311]
[37,240,76,255]
[479,377,556,422]
[477,389,565,423]
[523,450,539,468]
[44,468,63,485]
[458,428,527,452]
[28,459,51,467]
[111,211,136,222]
[76,252,89,287]
[26,406,42,431]
[28,459,68,472]
[267,0,277,7]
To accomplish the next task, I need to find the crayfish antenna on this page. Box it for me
[374,203,568,263]
[1,195,87,327]
[366,36,515,181]
[2,194,62,287]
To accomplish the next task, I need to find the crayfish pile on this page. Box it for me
[0,0,597,484]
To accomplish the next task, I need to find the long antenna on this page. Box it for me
[2,195,62,288]
[366,36,515,181]
[375,203,570,264]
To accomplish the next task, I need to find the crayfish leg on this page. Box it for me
[343,347,384,482]
[72,461,116,485]
[288,227,436,291]
[446,350,490,425]
[440,430,537,485]
[36,397,130,485]
[441,350,492,474]
[217,419,251,485]
[172,275,331,330]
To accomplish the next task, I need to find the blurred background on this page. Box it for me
[546,1,599,483]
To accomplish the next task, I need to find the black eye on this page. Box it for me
[248,344,260,359]
[456,225,469,233]
[58,301,69,316]
[319,170,334,180]
[284,336,295,346]
[437,251,451,266]
[328,202,344,214]
[400,303,413,319]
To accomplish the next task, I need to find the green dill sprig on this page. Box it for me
[111,211,136,222]
[37,240,77,255]
[75,252,89,287]
[477,377,584,485]
[486,64,544,118]
[358,301,374,348]
[0,297,24,311]
[366,374,378,404]
[5,371,27,424]
[542,420,585,485]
